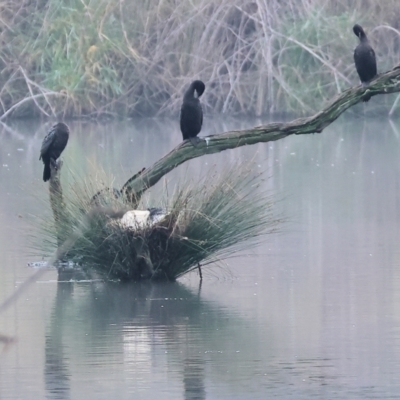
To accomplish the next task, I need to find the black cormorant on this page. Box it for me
[353,24,377,102]
[39,122,70,182]
[180,80,205,146]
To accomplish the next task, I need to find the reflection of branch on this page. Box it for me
[122,63,400,202]
[0,269,47,314]
[44,280,71,398]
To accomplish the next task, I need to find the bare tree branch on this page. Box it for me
[122,64,400,201]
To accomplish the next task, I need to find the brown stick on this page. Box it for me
[49,160,65,248]
[122,64,400,202]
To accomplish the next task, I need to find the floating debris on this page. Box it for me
[27,261,49,268]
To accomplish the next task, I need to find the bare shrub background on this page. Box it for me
[0,0,399,118]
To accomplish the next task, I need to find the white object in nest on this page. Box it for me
[120,209,166,229]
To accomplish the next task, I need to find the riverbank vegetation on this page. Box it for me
[1,0,400,118]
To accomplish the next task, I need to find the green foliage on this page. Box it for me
[0,0,399,117]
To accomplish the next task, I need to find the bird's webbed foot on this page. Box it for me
[187,137,202,147]
[50,158,62,170]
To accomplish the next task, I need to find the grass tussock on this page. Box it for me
[1,0,398,118]
[36,165,280,281]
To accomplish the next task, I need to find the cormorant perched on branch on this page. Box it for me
[180,80,205,146]
[39,122,69,182]
[353,24,377,102]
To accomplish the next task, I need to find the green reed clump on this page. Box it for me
[0,0,399,118]
[36,166,280,281]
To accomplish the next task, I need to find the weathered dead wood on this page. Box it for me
[122,64,400,202]
[49,160,65,248]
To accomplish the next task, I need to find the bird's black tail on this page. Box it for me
[43,162,51,182]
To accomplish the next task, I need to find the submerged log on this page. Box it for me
[122,64,400,203]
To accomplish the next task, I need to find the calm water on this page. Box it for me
[1,115,400,399]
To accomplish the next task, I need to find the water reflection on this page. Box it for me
[183,357,206,400]
[43,280,229,399]
[41,278,362,399]
[45,282,72,400]
[2,116,400,398]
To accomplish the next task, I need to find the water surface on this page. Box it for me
[1,116,400,399]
